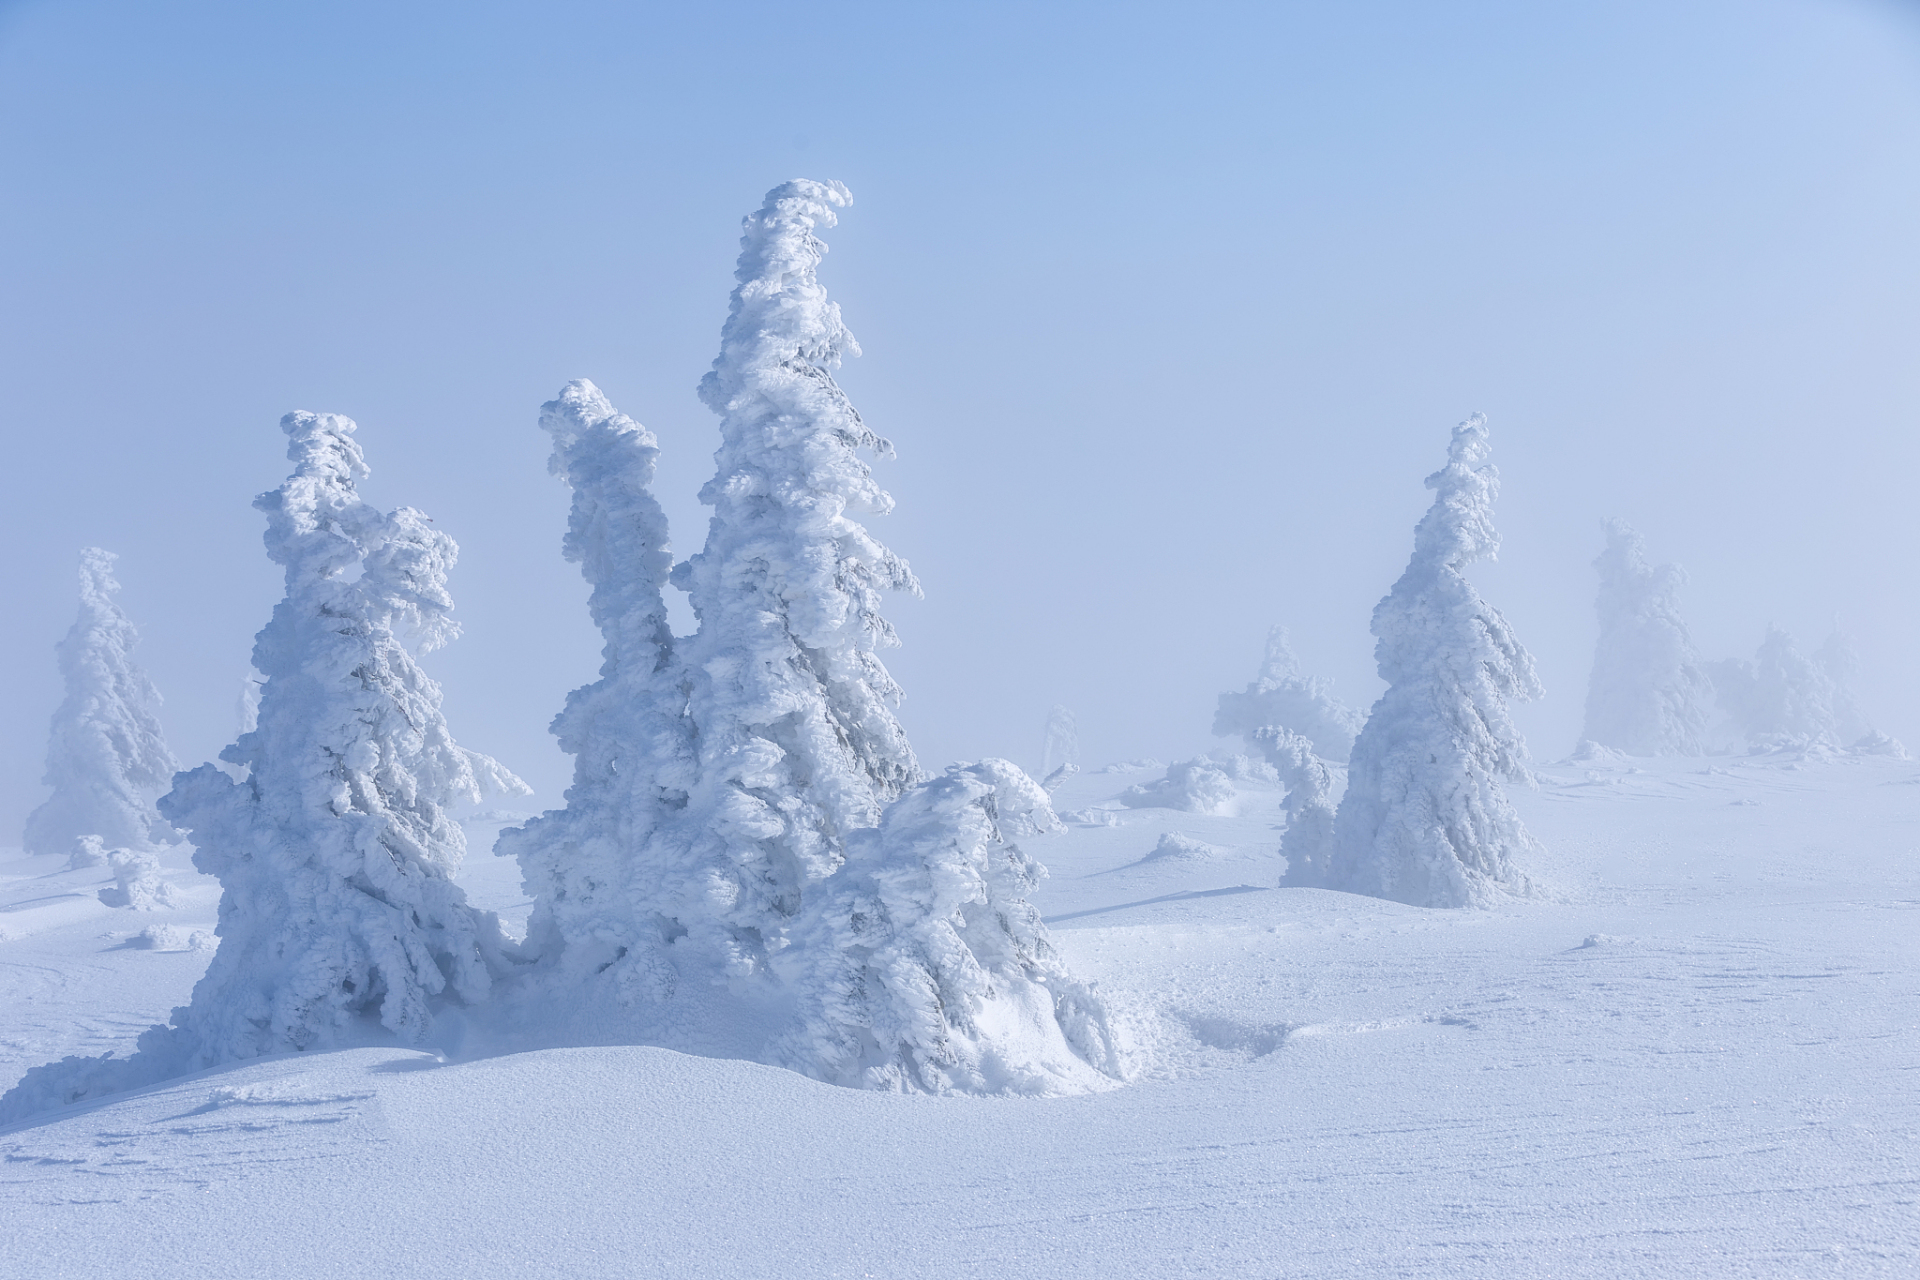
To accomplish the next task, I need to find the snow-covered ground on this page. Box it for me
[2,750,1915,1278]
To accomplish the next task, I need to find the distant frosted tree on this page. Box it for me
[1213,627,1362,764]
[497,379,697,983]
[1262,727,1339,889]
[1578,519,1712,756]
[1710,625,1839,746]
[1815,630,1874,745]
[1041,705,1080,788]
[671,179,923,984]
[775,759,1120,1094]
[23,548,179,856]
[1328,415,1543,908]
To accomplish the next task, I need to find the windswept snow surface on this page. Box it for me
[2,755,1917,1277]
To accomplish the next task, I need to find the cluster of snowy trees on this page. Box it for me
[2,181,1121,1124]
[4,178,1901,1120]
[1575,519,1898,758]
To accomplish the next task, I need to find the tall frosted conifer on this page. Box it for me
[498,381,696,983]
[24,548,179,856]
[1328,416,1542,908]
[161,411,529,1061]
[1579,519,1712,755]
[6,413,528,1118]
[673,179,922,982]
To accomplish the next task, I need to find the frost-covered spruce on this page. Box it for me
[164,412,527,1057]
[2,413,531,1122]
[1261,727,1339,889]
[1813,631,1886,748]
[1578,519,1712,756]
[776,759,1121,1094]
[1041,704,1080,788]
[1710,625,1841,748]
[23,548,179,856]
[1213,626,1363,764]
[1328,415,1543,908]
[496,380,696,982]
[672,180,922,982]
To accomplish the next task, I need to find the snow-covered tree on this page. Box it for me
[3,413,530,1122]
[1213,627,1362,764]
[1578,519,1712,756]
[1041,704,1080,787]
[775,759,1121,1094]
[670,179,923,985]
[1262,727,1339,889]
[496,379,697,984]
[1815,630,1875,745]
[23,548,179,856]
[1327,415,1543,909]
[1710,625,1840,747]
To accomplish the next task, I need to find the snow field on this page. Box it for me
[2,750,1915,1278]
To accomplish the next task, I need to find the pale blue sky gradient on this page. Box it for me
[3,0,1918,825]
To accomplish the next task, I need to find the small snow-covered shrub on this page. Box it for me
[1214,627,1363,764]
[1119,759,1237,815]
[99,847,179,910]
[24,548,179,856]
[777,760,1122,1095]
[1210,753,1279,784]
[131,924,212,952]
[1261,728,1339,889]
[1328,415,1542,909]
[1853,731,1907,758]
[1143,832,1220,862]
[66,834,108,870]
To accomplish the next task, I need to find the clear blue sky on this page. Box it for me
[3,0,1918,826]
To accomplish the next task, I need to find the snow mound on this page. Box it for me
[97,848,179,910]
[1142,832,1222,862]
[1118,759,1237,815]
[129,924,213,952]
[1566,739,1634,766]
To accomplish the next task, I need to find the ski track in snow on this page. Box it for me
[1,757,1916,1277]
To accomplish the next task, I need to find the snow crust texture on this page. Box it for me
[1579,519,1714,756]
[2,412,528,1124]
[1323,416,1543,908]
[23,548,179,856]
